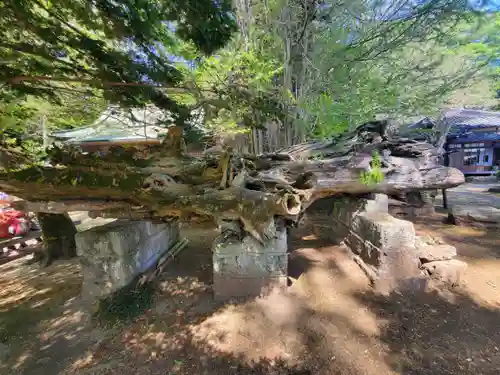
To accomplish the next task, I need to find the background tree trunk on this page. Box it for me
[37,213,77,266]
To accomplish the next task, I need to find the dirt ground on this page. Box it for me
[0,210,500,375]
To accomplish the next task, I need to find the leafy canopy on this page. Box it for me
[0,0,237,123]
[0,93,106,160]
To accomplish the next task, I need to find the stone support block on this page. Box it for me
[212,221,287,300]
[341,202,422,291]
[331,193,466,292]
[76,220,179,306]
[416,244,457,263]
[345,213,416,268]
[346,213,421,292]
[329,193,388,242]
[421,259,467,286]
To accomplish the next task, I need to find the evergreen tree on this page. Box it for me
[0,0,237,124]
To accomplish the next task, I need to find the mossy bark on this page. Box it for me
[0,121,466,243]
[37,213,77,266]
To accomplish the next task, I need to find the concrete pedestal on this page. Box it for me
[76,220,179,307]
[212,221,287,300]
[329,193,389,242]
[331,194,422,291]
[345,212,421,288]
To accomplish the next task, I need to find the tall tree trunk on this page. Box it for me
[282,1,294,147]
[235,0,252,51]
[37,213,77,266]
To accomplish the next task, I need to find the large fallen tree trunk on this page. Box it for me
[0,120,465,241]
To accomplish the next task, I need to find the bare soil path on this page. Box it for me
[0,212,499,375]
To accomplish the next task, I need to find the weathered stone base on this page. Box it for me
[330,193,388,242]
[330,194,466,293]
[345,211,421,292]
[415,235,467,286]
[421,259,467,286]
[345,213,416,268]
[212,220,287,300]
[76,220,179,309]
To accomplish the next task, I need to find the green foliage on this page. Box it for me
[191,47,285,134]
[232,0,498,142]
[0,93,105,159]
[360,151,384,186]
[442,12,500,109]
[300,4,495,135]
[1,0,498,156]
[0,0,237,120]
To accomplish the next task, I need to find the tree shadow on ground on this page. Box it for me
[64,241,500,375]
[0,223,219,375]
[86,207,499,375]
[0,258,82,342]
[356,287,500,375]
[3,217,500,375]
[0,257,92,375]
[391,210,500,260]
[65,249,389,375]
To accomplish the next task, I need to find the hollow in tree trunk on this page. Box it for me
[0,120,466,244]
[36,213,77,266]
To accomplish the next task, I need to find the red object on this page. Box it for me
[0,210,29,238]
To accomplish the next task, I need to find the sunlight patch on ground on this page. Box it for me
[185,263,396,375]
[0,257,84,374]
[30,297,52,309]
[1,215,500,375]
[12,351,32,371]
[0,287,53,310]
[183,248,383,369]
[463,187,490,193]
[68,353,94,371]
[291,266,380,337]
[301,234,319,241]
[462,259,500,308]
[430,225,488,238]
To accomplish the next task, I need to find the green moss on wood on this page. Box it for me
[3,166,146,191]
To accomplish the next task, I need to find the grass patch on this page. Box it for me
[360,151,384,186]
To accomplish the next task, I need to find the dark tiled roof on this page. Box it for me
[443,109,500,131]
[407,117,435,129]
[447,131,500,143]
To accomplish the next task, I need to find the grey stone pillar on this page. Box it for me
[330,194,422,291]
[76,220,179,310]
[345,212,420,279]
[212,220,288,300]
[329,193,389,242]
